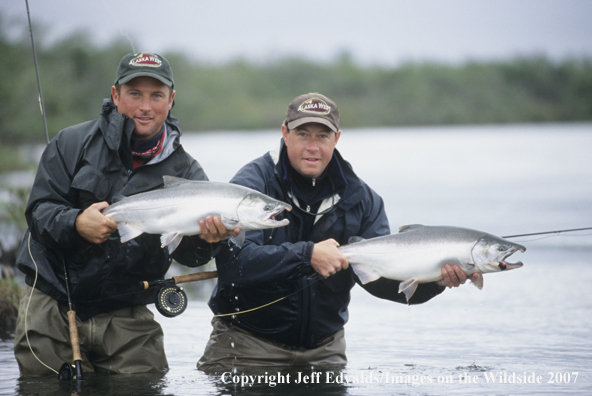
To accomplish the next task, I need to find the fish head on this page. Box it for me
[236,193,292,230]
[471,235,526,273]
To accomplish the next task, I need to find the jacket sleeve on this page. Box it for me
[216,232,314,286]
[353,185,446,304]
[25,133,85,251]
[171,235,221,267]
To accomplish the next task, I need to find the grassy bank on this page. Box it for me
[0,145,33,172]
[0,277,20,333]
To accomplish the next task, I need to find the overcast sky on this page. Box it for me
[2,0,592,66]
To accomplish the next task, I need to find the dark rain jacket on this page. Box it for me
[208,140,445,349]
[16,99,217,320]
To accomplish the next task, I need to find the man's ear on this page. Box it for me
[111,85,119,107]
[281,124,289,145]
[168,90,176,110]
[334,130,341,145]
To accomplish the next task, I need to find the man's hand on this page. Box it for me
[75,202,118,244]
[311,239,349,278]
[198,215,241,244]
[437,263,481,288]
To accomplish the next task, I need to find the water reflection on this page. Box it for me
[16,372,168,396]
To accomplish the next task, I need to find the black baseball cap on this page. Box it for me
[115,52,174,88]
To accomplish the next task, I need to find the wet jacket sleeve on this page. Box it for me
[216,232,314,286]
[25,134,85,251]
[171,235,221,267]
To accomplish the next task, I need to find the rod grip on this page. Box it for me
[173,271,218,284]
[67,310,83,363]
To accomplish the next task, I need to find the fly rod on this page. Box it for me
[57,261,84,381]
[25,0,83,381]
[25,0,49,145]
[141,225,592,318]
[503,227,592,239]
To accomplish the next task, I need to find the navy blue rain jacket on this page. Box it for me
[208,141,444,349]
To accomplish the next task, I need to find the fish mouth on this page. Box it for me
[499,260,523,270]
[498,246,525,270]
[266,204,292,223]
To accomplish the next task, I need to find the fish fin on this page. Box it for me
[348,236,365,244]
[351,264,381,284]
[398,224,423,233]
[117,223,144,243]
[163,175,190,188]
[399,279,419,302]
[229,230,246,247]
[471,276,484,290]
[161,232,184,254]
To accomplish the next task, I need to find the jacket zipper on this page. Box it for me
[306,178,317,212]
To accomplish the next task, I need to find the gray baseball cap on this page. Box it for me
[285,92,340,132]
[115,52,174,88]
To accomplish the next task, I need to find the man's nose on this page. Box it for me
[139,96,151,111]
[305,137,319,151]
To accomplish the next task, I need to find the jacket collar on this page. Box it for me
[99,98,182,158]
[272,139,346,192]
[271,138,364,213]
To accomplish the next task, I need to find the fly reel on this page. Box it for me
[155,285,188,318]
[144,271,218,318]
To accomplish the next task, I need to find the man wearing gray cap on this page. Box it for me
[14,52,237,375]
[198,92,473,370]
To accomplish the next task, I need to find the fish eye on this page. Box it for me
[498,246,507,252]
[264,204,273,211]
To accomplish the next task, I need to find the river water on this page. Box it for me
[1,123,591,395]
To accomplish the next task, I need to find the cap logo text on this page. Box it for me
[129,53,162,68]
[298,99,331,115]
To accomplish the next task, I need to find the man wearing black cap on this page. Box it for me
[197,93,476,370]
[13,52,237,375]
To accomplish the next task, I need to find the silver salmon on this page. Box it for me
[102,176,292,253]
[339,224,525,302]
